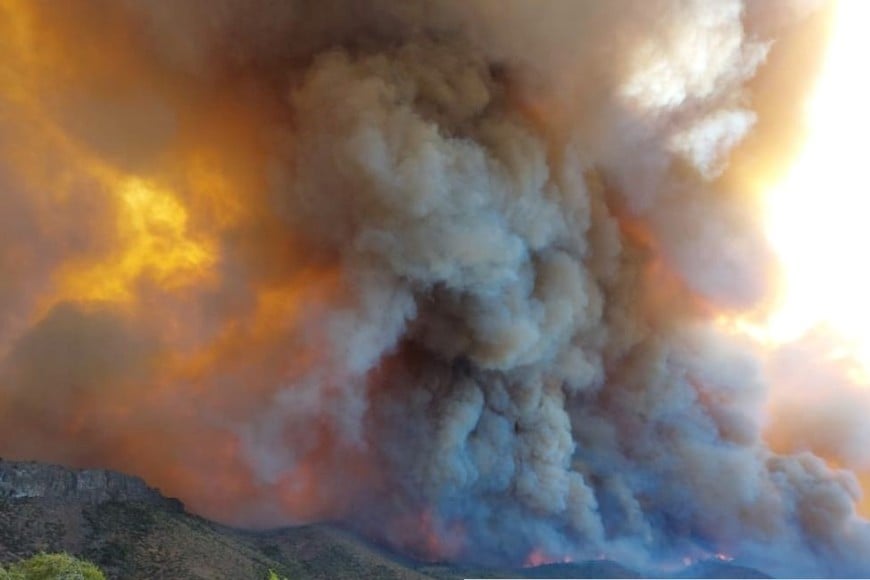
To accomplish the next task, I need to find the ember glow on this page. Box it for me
[1,1,870,577]
[523,547,573,568]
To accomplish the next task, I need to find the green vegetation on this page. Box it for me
[1,553,106,580]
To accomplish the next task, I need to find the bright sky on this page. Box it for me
[763,0,870,370]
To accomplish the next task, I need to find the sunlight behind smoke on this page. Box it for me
[763,0,870,373]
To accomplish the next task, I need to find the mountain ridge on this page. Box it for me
[0,459,770,579]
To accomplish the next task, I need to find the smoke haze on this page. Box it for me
[1,0,865,576]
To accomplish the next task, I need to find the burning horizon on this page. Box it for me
[1,0,868,576]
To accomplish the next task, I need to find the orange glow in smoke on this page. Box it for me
[56,177,216,305]
[0,0,363,527]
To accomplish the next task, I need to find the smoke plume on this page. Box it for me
[0,0,864,576]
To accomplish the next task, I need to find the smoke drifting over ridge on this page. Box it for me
[0,0,864,576]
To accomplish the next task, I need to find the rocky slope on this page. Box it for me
[0,459,770,579]
[0,459,178,508]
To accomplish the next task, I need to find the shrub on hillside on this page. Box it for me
[3,553,105,580]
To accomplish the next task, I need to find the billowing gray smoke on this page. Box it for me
[1,0,865,576]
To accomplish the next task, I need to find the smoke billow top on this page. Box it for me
[1,0,864,576]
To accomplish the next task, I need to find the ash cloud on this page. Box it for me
[0,0,865,576]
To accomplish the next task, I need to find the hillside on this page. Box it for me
[0,460,770,579]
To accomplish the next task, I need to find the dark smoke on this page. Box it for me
[1,0,865,576]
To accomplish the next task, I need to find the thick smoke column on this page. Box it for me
[0,0,865,576]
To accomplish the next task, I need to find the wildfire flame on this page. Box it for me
[523,547,574,568]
